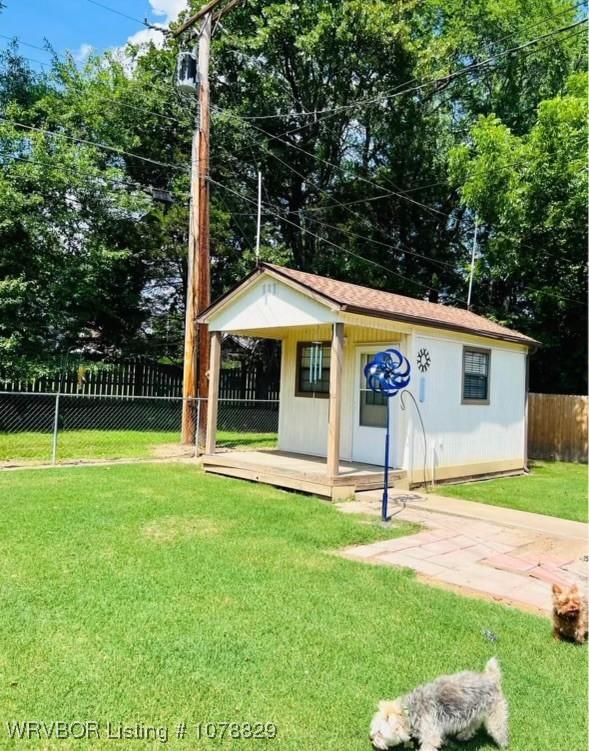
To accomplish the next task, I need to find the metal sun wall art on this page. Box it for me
[364,349,411,521]
[417,347,431,373]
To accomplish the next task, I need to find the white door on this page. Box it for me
[352,346,402,467]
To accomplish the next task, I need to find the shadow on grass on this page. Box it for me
[217,431,277,450]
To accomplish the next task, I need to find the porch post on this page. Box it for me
[205,331,222,455]
[327,322,344,479]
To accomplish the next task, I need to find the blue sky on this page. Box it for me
[0,0,186,65]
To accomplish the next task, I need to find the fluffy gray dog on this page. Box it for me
[369,657,508,750]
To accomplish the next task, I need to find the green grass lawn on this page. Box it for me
[0,430,277,464]
[435,461,588,523]
[0,464,585,750]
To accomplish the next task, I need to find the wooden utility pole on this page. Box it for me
[176,0,242,446]
[466,217,478,312]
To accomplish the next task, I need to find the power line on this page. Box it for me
[0,151,189,201]
[226,126,462,272]
[0,34,49,52]
[215,163,458,276]
[221,108,448,217]
[0,35,197,129]
[0,51,50,69]
[4,7,584,161]
[164,12,587,138]
[301,129,587,210]
[220,113,587,278]
[295,130,586,213]
[213,23,587,224]
[208,174,471,304]
[210,51,588,286]
[1,118,582,307]
[215,187,256,248]
[269,21,587,143]
[80,93,192,127]
[1,12,584,307]
[304,182,449,209]
[192,0,587,136]
[300,209,587,306]
[226,20,586,167]
[0,166,159,205]
[225,129,466,281]
[221,39,587,267]
[244,149,587,301]
[84,0,153,28]
[0,115,188,172]
[473,0,587,50]
[211,155,586,308]
[142,14,584,217]
[223,19,588,122]
[303,212,464,275]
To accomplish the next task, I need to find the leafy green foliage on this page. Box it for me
[449,74,587,392]
[0,1,586,390]
[0,51,154,377]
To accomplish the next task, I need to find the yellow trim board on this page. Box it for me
[408,458,524,485]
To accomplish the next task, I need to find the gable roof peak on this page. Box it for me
[259,263,539,347]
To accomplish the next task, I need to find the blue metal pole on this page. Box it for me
[382,397,390,521]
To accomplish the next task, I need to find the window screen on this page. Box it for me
[463,349,490,402]
[297,342,331,396]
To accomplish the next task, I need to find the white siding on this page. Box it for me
[403,334,526,479]
[278,324,404,460]
[279,326,527,478]
[278,326,330,457]
[208,276,338,332]
[205,272,528,480]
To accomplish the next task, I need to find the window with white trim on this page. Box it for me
[462,347,490,404]
[296,341,331,397]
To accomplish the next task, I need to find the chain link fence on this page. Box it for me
[0,392,279,468]
[216,398,280,451]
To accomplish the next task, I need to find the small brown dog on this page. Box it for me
[552,583,588,645]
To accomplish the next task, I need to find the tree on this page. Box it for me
[0,0,585,392]
[449,73,587,393]
[206,0,584,298]
[0,51,152,378]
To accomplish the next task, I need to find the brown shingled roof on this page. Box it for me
[262,263,539,347]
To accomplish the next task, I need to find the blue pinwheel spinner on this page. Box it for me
[363,348,411,521]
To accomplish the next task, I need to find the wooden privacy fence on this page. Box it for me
[528,393,588,463]
[219,366,279,401]
[1,359,280,401]
[1,359,183,397]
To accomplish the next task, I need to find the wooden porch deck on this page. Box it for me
[201,449,408,500]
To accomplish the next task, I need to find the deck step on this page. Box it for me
[201,450,408,500]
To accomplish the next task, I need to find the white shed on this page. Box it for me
[198,263,539,500]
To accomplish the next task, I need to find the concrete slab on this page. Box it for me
[338,489,588,615]
[377,551,451,577]
[563,559,589,580]
[528,565,576,586]
[429,547,493,569]
[392,491,586,541]
[420,539,462,555]
[481,554,537,574]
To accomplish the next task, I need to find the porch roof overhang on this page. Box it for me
[198,263,540,349]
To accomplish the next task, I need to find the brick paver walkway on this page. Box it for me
[337,492,588,615]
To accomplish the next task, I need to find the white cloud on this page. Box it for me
[73,43,93,63]
[127,28,163,48]
[150,0,186,19]
[125,0,186,49]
